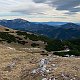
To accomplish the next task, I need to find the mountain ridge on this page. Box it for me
[0,18,80,40]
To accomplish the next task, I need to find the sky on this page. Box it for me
[0,0,80,22]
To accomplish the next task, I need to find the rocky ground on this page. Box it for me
[0,42,80,80]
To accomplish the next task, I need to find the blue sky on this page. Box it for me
[0,0,80,22]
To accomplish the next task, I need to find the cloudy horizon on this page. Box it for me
[0,0,80,22]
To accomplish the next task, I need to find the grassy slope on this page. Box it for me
[0,26,80,79]
[0,25,80,56]
[0,43,80,80]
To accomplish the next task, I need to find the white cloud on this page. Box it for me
[0,0,80,22]
[33,0,80,14]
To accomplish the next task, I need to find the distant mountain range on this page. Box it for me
[33,22,80,26]
[0,18,80,40]
[33,22,68,26]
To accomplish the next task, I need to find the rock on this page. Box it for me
[53,78,56,80]
[61,73,68,79]
[42,78,47,80]
[41,65,47,71]
[51,64,56,67]
[70,55,75,57]
[65,54,70,57]
[31,69,37,74]
[39,59,47,67]
[46,69,50,73]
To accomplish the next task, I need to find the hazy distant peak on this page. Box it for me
[13,18,29,23]
[61,22,80,29]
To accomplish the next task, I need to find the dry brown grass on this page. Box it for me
[0,43,43,80]
[0,26,80,80]
[0,42,80,80]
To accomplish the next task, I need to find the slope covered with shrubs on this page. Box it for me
[0,30,80,56]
